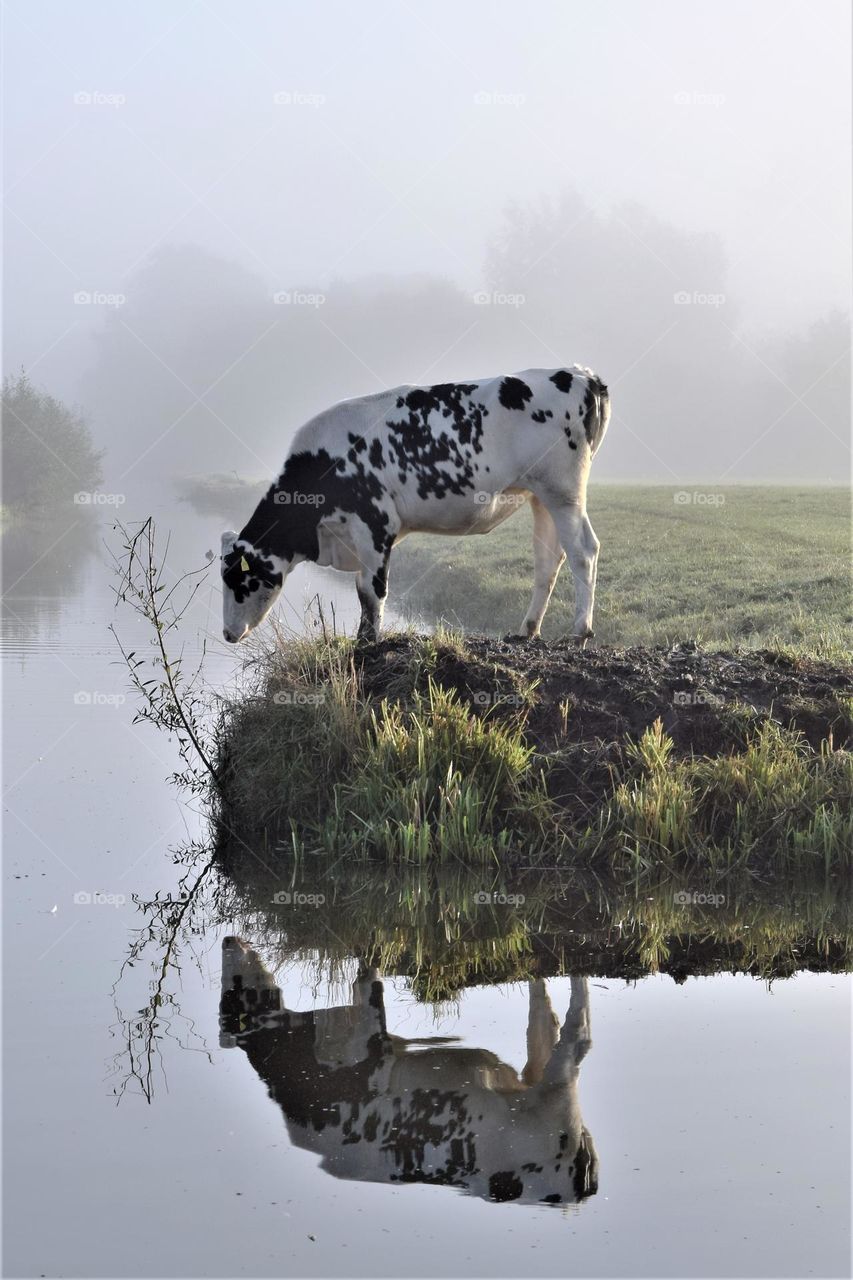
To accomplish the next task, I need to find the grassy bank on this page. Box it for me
[217,630,852,872]
[390,486,851,651]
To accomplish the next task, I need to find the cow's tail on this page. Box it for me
[587,374,611,457]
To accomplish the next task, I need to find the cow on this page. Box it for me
[220,367,610,644]
[219,936,598,1206]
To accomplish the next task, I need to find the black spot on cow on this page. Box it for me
[488,1170,524,1202]
[385,382,483,501]
[541,1193,562,1204]
[237,448,392,563]
[368,438,384,468]
[498,377,533,411]
[530,408,553,424]
[550,369,574,394]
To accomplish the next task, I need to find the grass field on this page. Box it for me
[389,486,851,653]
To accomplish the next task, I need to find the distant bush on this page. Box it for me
[1,374,103,513]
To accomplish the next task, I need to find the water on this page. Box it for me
[3,514,851,1279]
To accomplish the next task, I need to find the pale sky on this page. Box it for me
[3,0,851,484]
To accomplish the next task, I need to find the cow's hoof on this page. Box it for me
[559,630,594,648]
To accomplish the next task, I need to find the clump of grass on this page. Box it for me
[591,717,852,873]
[609,722,696,852]
[331,680,554,861]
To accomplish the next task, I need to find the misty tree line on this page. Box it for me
[4,190,849,503]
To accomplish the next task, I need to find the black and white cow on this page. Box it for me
[219,937,598,1206]
[221,367,610,643]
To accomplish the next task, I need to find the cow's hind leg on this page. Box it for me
[541,500,600,642]
[520,497,566,639]
[522,978,560,1085]
[541,976,593,1084]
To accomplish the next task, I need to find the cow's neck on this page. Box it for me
[239,478,319,566]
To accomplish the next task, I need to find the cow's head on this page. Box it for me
[220,531,287,643]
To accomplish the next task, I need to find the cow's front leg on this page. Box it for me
[355,554,390,644]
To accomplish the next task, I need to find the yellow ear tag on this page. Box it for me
[240,555,250,572]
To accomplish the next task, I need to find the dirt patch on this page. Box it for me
[359,636,851,748]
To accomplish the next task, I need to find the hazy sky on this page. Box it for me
[3,0,851,485]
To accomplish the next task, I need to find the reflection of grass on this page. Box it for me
[218,631,852,871]
[216,854,852,1000]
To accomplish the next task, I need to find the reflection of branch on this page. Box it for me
[109,844,219,1104]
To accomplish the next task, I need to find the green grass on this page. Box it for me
[390,486,852,651]
[218,631,852,874]
[219,634,561,863]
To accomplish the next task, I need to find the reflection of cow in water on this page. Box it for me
[219,937,597,1206]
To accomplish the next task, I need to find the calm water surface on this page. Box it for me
[2,514,850,1279]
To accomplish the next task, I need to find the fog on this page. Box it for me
[4,0,851,500]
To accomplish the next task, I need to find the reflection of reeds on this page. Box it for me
[216,851,852,1000]
[217,631,853,873]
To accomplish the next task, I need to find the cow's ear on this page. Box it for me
[220,530,237,555]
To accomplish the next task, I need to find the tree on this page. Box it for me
[1,374,103,512]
